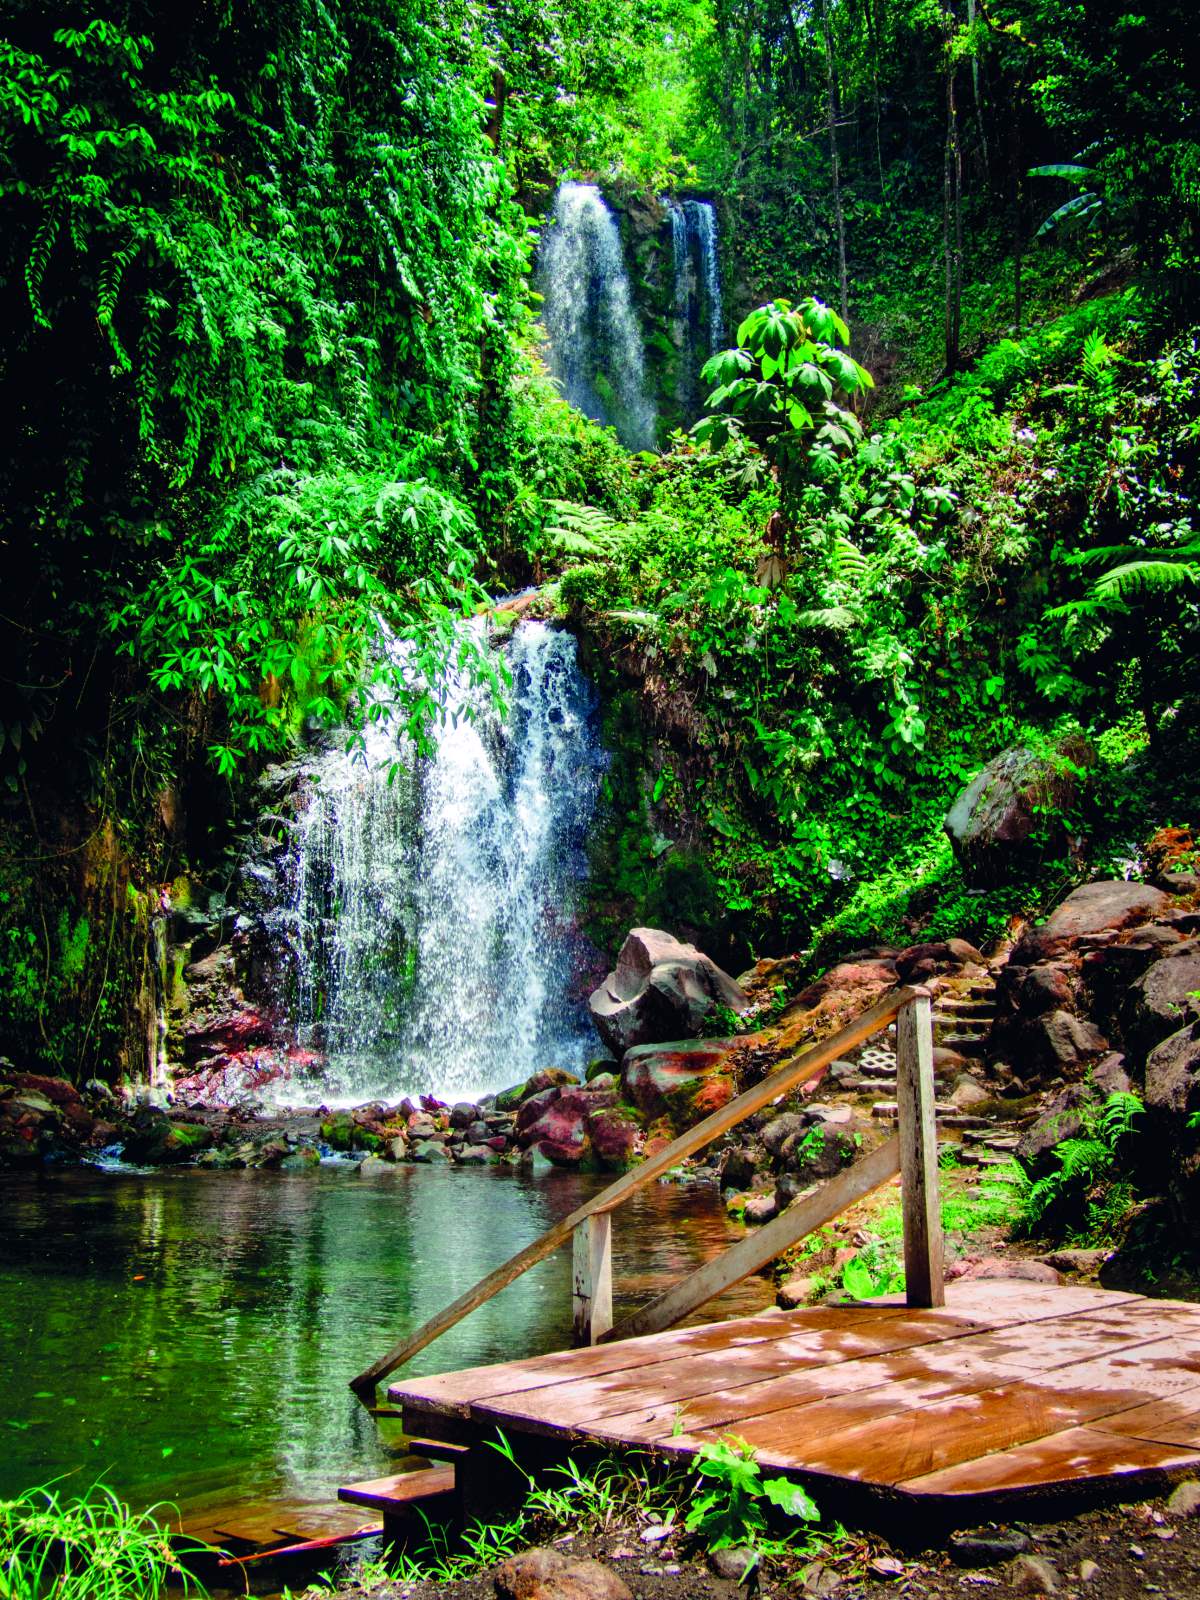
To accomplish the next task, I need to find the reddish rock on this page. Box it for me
[495,1547,632,1600]
[586,1105,643,1169]
[1012,880,1171,964]
[621,1038,736,1125]
[953,1256,1063,1284]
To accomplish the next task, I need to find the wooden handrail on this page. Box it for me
[351,985,923,1396]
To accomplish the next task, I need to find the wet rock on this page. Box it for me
[122,1111,213,1164]
[585,1056,619,1082]
[743,1191,779,1225]
[586,1105,643,1169]
[589,927,749,1055]
[449,1101,479,1128]
[406,1112,437,1139]
[621,1038,736,1129]
[495,1068,578,1112]
[280,1146,320,1171]
[358,1154,391,1174]
[455,1144,494,1164]
[718,1145,759,1191]
[948,1529,1032,1567]
[494,1547,632,1600]
[411,1140,452,1163]
[1012,880,1171,965]
[584,1072,616,1093]
[944,743,1091,886]
[519,1086,618,1167]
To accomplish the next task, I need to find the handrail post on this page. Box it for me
[896,991,944,1307]
[572,1213,613,1345]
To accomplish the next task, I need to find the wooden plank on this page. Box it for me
[572,1213,613,1346]
[609,1137,902,1342]
[1092,1387,1200,1447]
[351,986,920,1394]
[338,1466,457,1512]
[721,1379,1145,1485]
[390,1308,810,1415]
[896,995,943,1308]
[467,1311,1016,1435]
[590,1343,1035,1444]
[901,1425,1200,1496]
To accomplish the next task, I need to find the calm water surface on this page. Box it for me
[0,1162,768,1518]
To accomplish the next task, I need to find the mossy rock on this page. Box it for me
[585,1056,618,1082]
[320,1113,382,1154]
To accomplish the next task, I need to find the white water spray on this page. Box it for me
[288,623,606,1103]
[538,182,657,450]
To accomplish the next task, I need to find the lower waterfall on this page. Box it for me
[287,622,606,1104]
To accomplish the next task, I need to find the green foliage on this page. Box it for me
[1018,1090,1144,1245]
[684,1436,819,1554]
[0,1482,202,1600]
[695,298,873,495]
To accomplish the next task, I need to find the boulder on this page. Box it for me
[1145,1022,1200,1118]
[742,1191,779,1225]
[494,1548,632,1600]
[1012,880,1171,965]
[495,1068,578,1112]
[944,743,1091,885]
[589,927,749,1055]
[411,1139,452,1163]
[621,1038,736,1129]
[780,1122,851,1178]
[122,1111,212,1164]
[1123,941,1200,1058]
[519,1086,618,1167]
[1016,1057,1132,1177]
[1030,1009,1110,1070]
[895,939,984,981]
[586,1105,643,1169]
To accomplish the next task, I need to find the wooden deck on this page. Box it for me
[389,1281,1200,1530]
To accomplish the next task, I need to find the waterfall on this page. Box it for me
[669,198,724,416]
[287,622,606,1105]
[538,182,657,451]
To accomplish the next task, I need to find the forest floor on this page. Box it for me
[321,1487,1200,1600]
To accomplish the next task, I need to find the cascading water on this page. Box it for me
[538,182,657,450]
[287,622,606,1104]
[669,198,725,418]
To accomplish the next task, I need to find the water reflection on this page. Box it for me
[0,1165,769,1514]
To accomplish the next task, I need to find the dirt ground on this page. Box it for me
[319,1487,1200,1600]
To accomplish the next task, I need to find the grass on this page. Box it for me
[0,1482,201,1600]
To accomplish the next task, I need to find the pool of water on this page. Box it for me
[0,1162,768,1519]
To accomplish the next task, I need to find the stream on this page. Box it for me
[0,1162,769,1519]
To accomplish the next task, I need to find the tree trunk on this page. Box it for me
[820,0,851,325]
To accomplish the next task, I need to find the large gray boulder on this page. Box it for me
[944,744,1091,885]
[589,927,749,1056]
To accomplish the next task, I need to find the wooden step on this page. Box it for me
[405,1436,470,1463]
[338,1466,456,1514]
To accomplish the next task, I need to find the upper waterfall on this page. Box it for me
[286,622,606,1104]
[669,198,724,418]
[538,182,657,451]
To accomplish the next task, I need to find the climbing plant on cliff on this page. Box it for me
[0,0,529,776]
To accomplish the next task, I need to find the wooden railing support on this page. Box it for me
[608,1134,902,1342]
[572,1213,613,1345]
[896,992,944,1307]
[350,985,927,1397]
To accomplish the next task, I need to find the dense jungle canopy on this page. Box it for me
[0,0,1197,1077]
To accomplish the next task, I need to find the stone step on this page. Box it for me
[936,1032,988,1057]
[859,1061,898,1079]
